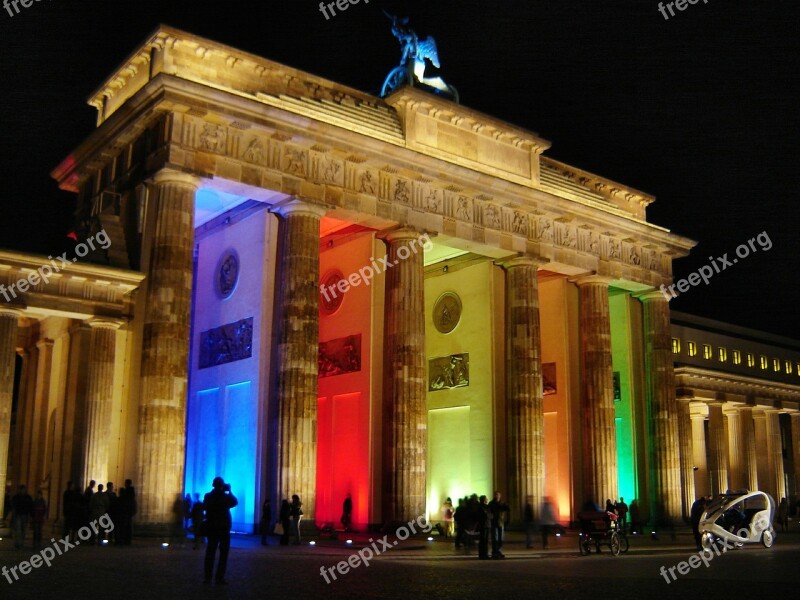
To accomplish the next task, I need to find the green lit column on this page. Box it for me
[501,255,546,525]
[639,290,681,524]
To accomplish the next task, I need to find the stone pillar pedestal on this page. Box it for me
[273,200,325,519]
[501,256,546,524]
[0,308,21,523]
[382,228,426,524]
[691,410,709,497]
[707,403,728,494]
[136,170,199,530]
[725,407,745,491]
[677,399,695,518]
[576,276,617,507]
[640,291,682,523]
[82,318,123,486]
[765,410,786,500]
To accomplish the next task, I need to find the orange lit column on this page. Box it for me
[136,170,199,530]
[707,403,728,494]
[273,200,325,520]
[0,308,21,523]
[382,228,426,524]
[577,276,618,507]
[82,318,123,486]
[640,291,682,523]
[502,256,546,524]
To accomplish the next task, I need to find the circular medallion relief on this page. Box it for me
[215,250,239,299]
[433,292,462,334]
[320,270,345,314]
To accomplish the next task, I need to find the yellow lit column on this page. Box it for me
[765,409,786,501]
[273,200,325,520]
[677,398,695,518]
[82,318,123,486]
[576,276,618,507]
[640,290,682,523]
[502,256,545,524]
[707,403,728,494]
[753,410,770,494]
[791,414,800,499]
[136,170,199,530]
[725,407,746,491]
[0,308,21,522]
[691,406,709,497]
[382,228,427,524]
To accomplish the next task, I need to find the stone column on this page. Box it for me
[677,398,695,519]
[691,410,709,497]
[0,308,21,521]
[640,290,681,523]
[273,200,325,519]
[765,410,786,500]
[82,318,123,486]
[382,228,426,524]
[136,170,199,529]
[502,256,545,524]
[752,411,770,494]
[576,276,617,508]
[29,339,54,492]
[725,407,746,491]
[707,403,728,494]
[791,414,800,499]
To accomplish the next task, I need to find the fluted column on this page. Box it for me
[576,276,617,507]
[382,228,426,524]
[274,200,325,519]
[739,407,758,490]
[707,403,728,494]
[752,411,770,494]
[765,410,786,500]
[677,398,695,519]
[136,170,199,528]
[691,410,709,496]
[725,407,745,491]
[502,256,546,524]
[791,414,800,499]
[640,290,682,523]
[0,308,21,522]
[82,318,123,486]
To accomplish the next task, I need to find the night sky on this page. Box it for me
[1,0,798,338]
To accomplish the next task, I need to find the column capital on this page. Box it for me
[0,307,24,319]
[35,338,54,351]
[497,254,549,271]
[572,273,614,287]
[635,289,670,303]
[150,168,202,189]
[377,226,428,243]
[86,317,125,330]
[272,198,326,219]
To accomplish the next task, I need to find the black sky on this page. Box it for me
[1,0,798,337]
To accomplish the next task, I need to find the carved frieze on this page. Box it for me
[199,317,254,369]
[428,353,469,391]
[318,334,361,378]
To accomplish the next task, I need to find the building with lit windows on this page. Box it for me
[0,27,797,535]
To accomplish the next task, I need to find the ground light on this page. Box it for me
[427,537,434,542]
[309,541,316,546]
[345,539,352,544]
[161,542,169,548]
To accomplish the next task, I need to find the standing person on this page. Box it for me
[191,493,205,550]
[105,482,117,544]
[183,494,193,531]
[10,485,34,549]
[290,494,303,545]
[31,489,47,550]
[453,497,467,549]
[616,497,628,533]
[118,479,136,545]
[82,480,96,530]
[540,496,558,550]
[278,499,291,546]
[341,494,352,532]
[477,495,491,560]
[259,497,271,546]
[203,477,238,585]
[629,499,641,534]
[487,491,509,559]
[524,497,536,549]
[689,495,707,551]
[442,497,454,537]
[777,497,789,532]
[90,484,110,544]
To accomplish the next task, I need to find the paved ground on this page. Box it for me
[2,526,798,599]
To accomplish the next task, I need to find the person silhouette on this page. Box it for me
[203,477,238,585]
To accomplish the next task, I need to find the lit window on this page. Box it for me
[718,348,727,362]
[733,350,741,365]
[688,342,697,357]
[672,338,681,354]
[773,358,780,372]
[785,360,792,374]
[703,344,712,360]
[760,356,768,370]
[747,354,755,368]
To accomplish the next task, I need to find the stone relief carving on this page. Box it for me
[199,317,253,369]
[215,250,239,298]
[511,211,528,235]
[424,188,442,213]
[628,245,641,265]
[394,179,411,204]
[200,124,227,153]
[358,170,376,194]
[534,216,553,242]
[284,147,307,176]
[318,334,361,378]
[484,205,501,229]
[433,292,462,334]
[428,353,469,391]
[456,196,472,221]
[242,138,264,164]
[556,222,576,248]
[320,155,343,184]
[608,238,621,260]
